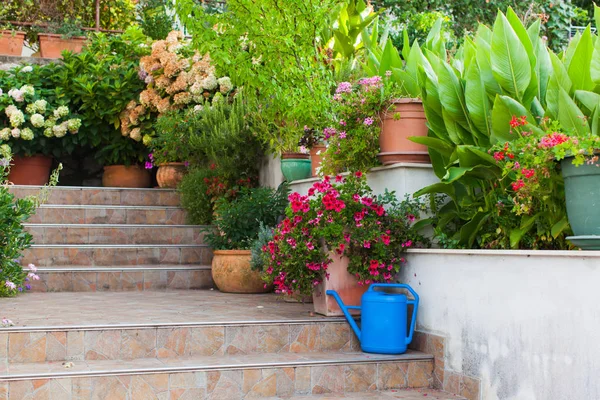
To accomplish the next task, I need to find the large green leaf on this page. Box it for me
[428,147,449,179]
[490,12,532,101]
[425,18,446,58]
[392,68,419,99]
[414,182,456,200]
[379,38,403,75]
[546,52,572,119]
[558,87,591,136]
[459,211,491,247]
[475,38,502,99]
[409,136,454,156]
[465,61,492,138]
[490,95,537,143]
[510,214,537,248]
[566,26,594,92]
[437,61,471,132]
[574,90,600,115]
[590,28,600,85]
[533,38,552,106]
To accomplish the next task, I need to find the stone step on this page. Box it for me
[8,185,180,207]
[0,351,435,399]
[25,224,206,245]
[22,244,211,266]
[28,205,187,225]
[25,265,213,293]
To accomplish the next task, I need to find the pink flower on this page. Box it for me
[335,82,352,94]
[511,179,525,191]
[344,233,351,243]
[521,168,535,179]
[401,240,413,248]
[364,117,374,126]
[407,214,416,223]
[363,241,371,248]
[355,171,363,178]
[339,120,346,126]
[306,241,314,250]
[361,197,373,207]
[352,194,360,202]
[335,175,344,183]
[28,264,37,272]
[4,281,16,289]
[339,131,347,139]
[493,152,504,162]
[381,235,391,245]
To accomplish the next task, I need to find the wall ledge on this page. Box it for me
[407,248,600,258]
[291,162,434,185]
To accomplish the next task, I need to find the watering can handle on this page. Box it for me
[368,283,419,345]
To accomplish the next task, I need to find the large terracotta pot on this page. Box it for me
[309,144,326,177]
[312,252,368,316]
[102,165,151,188]
[38,34,87,58]
[280,152,311,182]
[378,99,430,165]
[157,162,186,188]
[211,250,272,294]
[8,155,52,185]
[0,31,25,56]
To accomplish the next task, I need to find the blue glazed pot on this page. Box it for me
[280,153,311,182]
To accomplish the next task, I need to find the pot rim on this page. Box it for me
[103,164,144,170]
[281,153,310,160]
[158,162,187,167]
[0,30,26,36]
[38,33,88,40]
[390,98,422,104]
[213,249,252,255]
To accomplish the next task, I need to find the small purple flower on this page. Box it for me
[144,161,153,170]
[0,158,9,167]
[184,161,190,167]
[339,131,347,139]
[364,117,374,126]
[339,120,346,126]
[138,69,148,81]
[18,287,23,292]
[323,127,336,139]
[335,82,352,94]
[25,284,31,290]
[25,277,29,282]
[148,153,154,161]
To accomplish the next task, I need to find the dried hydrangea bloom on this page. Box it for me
[156,97,171,114]
[155,75,171,90]
[173,92,193,105]
[130,127,142,141]
[151,40,167,53]
[166,73,188,95]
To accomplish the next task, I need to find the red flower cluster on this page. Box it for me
[510,115,528,129]
[539,132,569,148]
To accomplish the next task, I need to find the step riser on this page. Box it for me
[27,226,205,245]
[22,247,212,266]
[0,360,433,398]
[2,322,358,363]
[8,187,180,206]
[28,270,213,293]
[28,208,187,225]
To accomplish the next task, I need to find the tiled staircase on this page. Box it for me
[0,186,462,399]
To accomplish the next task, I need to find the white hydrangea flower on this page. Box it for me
[4,105,17,117]
[43,128,53,138]
[67,118,81,133]
[20,127,34,140]
[34,99,47,114]
[217,77,233,94]
[25,104,36,114]
[54,106,69,119]
[21,66,33,73]
[30,113,45,128]
[189,82,203,96]
[201,74,218,91]
[8,89,24,102]
[193,104,204,112]
[0,128,10,141]
[9,109,25,127]
[52,122,68,138]
[19,85,34,96]
[0,88,3,96]
[11,128,20,138]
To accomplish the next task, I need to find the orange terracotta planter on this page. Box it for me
[102,165,151,188]
[211,250,272,294]
[378,99,430,165]
[7,155,52,185]
[157,162,186,188]
[309,144,326,177]
[38,34,87,58]
[0,31,25,56]
[312,252,368,316]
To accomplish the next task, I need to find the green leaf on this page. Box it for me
[490,11,532,101]
[526,19,541,45]
[414,182,456,200]
[510,214,537,248]
[566,26,594,91]
[409,136,454,156]
[533,38,552,106]
[546,51,572,119]
[427,147,448,179]
[558,87,590,136]
[437,61,471,132]
[490,95,536,143]
[465,61,492,139]
[402,29,410,60]
[379,38,402,76]
[574,90,600,114]
[551,216,569,238]
[459,211,490,247]
[474,38,502,99]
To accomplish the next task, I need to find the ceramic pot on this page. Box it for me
[378,99,430,164]
[309,144,326,177]
[157,162,186,188]
[280,153,311,182]
[211,250,272,294]
[0,31,25,56]
[102,165,151,188]
[8,155,52,185]
[38,34,87,58]
[312,252,369,316]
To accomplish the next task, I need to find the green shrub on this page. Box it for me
[179,166,219,225]
[137,0,175,40]
[250,223,274,272]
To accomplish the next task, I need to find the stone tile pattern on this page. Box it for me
[21,246,212,267]
[28,207,187,225]
[27,226,206,245]
[409,331,480,400]
[2,322,360,363]
[0,361,435,399]
[28,269,214,292]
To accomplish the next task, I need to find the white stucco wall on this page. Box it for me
[401,249,600,400]
[259,154,284,189]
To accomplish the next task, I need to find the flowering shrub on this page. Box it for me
[0,83,81,156]
[321,75,398,175]
[261,172,428,296]
[121,30,234,143]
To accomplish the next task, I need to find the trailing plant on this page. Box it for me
[261,172,429,296]
[204,185,290,250]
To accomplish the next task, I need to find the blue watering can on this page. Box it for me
[326,283,419,354]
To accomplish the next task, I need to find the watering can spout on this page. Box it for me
[325,290,362,340]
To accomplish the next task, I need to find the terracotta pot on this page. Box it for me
[280,152,312,182]
[157,162,186,188]
[0,31,25,56]
[211,250,272,294]
[378,99,430,164]
[8,155,52,185]
[102,165,151,188]
[312,252,369,316]
[38,34,87,58]
[309,144,326,177]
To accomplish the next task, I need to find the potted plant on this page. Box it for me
[0,26,25,56]
[97,137,151,188]
[147,110,193,188]
[205,184,289,293]
[299,126,326,177]
[0,79,82,185]
[38,20,87,59]
[261,172,429,315]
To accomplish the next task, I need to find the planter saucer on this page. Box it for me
[567,236,600,250]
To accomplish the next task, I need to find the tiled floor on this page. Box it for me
[2,291,335,328]
[289,389,464,399]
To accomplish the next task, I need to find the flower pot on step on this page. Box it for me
[312,252,368,316]
[212,250,273,294]
[157,162,186,188]
[8,155,52,185]
[280,152,311,182]
[38,34,87,58]
[309,144,326,177]
[102,165,151,188]
[0,31,25,56]
[378,99,430,165]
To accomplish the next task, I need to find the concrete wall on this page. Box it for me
[259,154,284,189]
[401,249,600,400]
